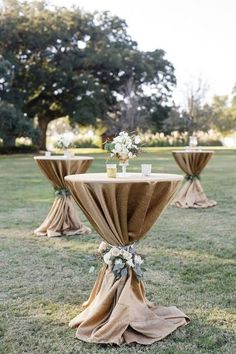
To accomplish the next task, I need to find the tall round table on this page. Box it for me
[34,156,93,237]
[64,172,189,345]
[172,150,217,208]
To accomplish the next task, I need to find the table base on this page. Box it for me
[171,179,217,209]
[34,196,91,237]
[69,266,189,345]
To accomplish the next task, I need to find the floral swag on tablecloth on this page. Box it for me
[97,241,143,281]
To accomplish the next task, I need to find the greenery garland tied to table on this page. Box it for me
[185,174,201,181]
[54,187,71,198]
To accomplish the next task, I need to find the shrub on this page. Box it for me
[139,130,223,147]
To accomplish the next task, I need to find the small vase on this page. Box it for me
[118,155,129,176]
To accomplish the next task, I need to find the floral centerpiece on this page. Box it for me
[104,131,141,175]
[97,242,143,281]
[54,132,74,156]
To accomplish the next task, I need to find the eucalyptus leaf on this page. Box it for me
[121,267,128,278]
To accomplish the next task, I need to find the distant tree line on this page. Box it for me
[164,78,236,136]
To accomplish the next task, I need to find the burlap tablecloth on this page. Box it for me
[34,156,93,237]
[172,151,217,208]
[64,173,189,345]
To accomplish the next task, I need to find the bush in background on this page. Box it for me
[139,130,223,147]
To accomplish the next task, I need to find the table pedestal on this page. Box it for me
[65,173,189,345]
[34,192,91,237]
[172,176,217,208]
[34,156,93,237]
[172,151,217,209]
[69,264,188,345]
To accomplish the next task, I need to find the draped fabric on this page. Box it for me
[172,151,217,208]
[65,173,189,345]
[34,157,93,237]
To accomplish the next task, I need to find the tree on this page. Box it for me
[210,94,236,134]
[180,77,211,133]
[0,2,138,148]
[0,101,36,147]
[162,106,189,133]
[104,49,176,134]
[0,1,176,149]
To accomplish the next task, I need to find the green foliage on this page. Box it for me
[210,95,236,134]
[73,139,99,148]
[104,50,176,134]
[0,1,176,149]
[0,101,37,146]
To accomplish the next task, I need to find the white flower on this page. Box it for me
[120,131,128,137]
[103,252,112,265]
[114,143,122,153]
[98,241,108,253]
[134,135,141,144]
[113,136,121,143]
[134,255,143,265]
[126,137,132,145]
[128,152,133,158]
[89,266,95,273]
[126,259,134,267]
[114,258,123,265]
[122,250,132,260]
[56,132,74,149]
[111,247,121,257]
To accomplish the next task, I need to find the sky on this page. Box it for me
[51,0,236,106]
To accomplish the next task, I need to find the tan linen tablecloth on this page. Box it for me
[172,151,217,208]
[34,156,93,237]
[64,173,189,345]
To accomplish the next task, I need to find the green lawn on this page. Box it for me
[0,149,235,354]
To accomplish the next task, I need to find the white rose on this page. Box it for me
[103,252,111,265]
[111,247,121,257]
[134,136,141,144]
[126,259,134,267]
[134,255,143,265]
[114,143,122,152]
[128,152,133,158]
[120,131,128,137]
[126,137,132,145]
[113,137,120,143]
[98,241,108,253]
[122,250,132,260]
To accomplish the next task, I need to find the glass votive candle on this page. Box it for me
[106,164,117,178]
[141,164,152,176]
[189,136,198,148]
[45,151,51,156]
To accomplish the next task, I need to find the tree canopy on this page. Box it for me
[0,0,176,149]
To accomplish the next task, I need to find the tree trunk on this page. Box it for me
[3,135,16,147]
[38,117,50,151]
